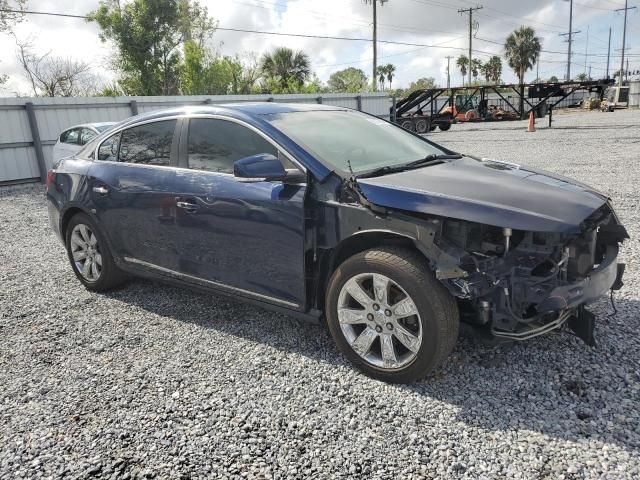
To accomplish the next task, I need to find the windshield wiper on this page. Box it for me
[357,153,462,178]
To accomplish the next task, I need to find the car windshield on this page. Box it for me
[265,110,446,175]
[95,124,114,133]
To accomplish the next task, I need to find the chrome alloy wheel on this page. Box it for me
[337,273,423,369]
[70,224,102,282]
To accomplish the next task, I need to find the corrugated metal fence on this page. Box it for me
[0,93,392,185]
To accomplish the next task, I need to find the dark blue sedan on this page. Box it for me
[46,103,627,383]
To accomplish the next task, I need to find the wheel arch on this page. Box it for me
[60,206,89,238]
[314,230,430,311]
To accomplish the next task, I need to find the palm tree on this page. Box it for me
[260,47,311,90]
[504,26,541,85]
[456,55,468,86]
[376,65,386,90]
[385,64,396,90]
[471,59,483,82]
[482,55,502,83]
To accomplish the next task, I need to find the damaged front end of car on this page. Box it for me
[429,202,627,344]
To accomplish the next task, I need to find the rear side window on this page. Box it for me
[119,120,176,166]
[97,132,121,162]
[79,128,96,146]
[187,119,278,173]
[60,128,81,145]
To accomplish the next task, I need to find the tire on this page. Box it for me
[438,122,452,131]
[400,119,415,131]
[415,119,429,134]
[325,247,459,383]
[65,212,127,291]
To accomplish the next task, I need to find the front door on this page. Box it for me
[170,117,307,309]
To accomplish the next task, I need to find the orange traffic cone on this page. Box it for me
[527,111,535,132]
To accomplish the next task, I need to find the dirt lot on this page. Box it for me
[1,109,639,479]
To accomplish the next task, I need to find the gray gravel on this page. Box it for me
[1,109,639,479]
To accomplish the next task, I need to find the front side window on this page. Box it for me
[60,128,81,145]
[97,132,121,161]
[187,119,278,174]
[265,110,446,175]
[119,120,176,166]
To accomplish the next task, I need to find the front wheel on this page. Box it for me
[325,247,459,383]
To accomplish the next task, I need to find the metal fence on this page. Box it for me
[0,92,392,185]
[630,80,640,108]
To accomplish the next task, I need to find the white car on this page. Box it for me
[52,122,116,163]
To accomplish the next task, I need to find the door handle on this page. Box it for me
[176,201,199,212]
[93,185,109,195]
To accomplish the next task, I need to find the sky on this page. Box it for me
[0,0,638,96]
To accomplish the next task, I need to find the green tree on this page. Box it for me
[180,41,245,95]
[575,72,590,82]
[260,47,311,91]
[405,76,436,94]
[1,0,25,32]
[456,55,468,85]
[471,58,482,81]
[481,55,502,83]
[327,67,368,92]
[504,26,541,85]
[548,75,559,83]
[384,63,396,90]
[88,0,216,95]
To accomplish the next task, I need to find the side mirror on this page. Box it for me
[233,153,286,181]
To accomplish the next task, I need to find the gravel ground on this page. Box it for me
[1,109,639,479]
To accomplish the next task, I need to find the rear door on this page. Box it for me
[170,116,308,308]
[88,119,182,270]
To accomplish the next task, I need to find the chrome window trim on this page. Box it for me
[183,114,307,174]
[94,115,183,163]
[94,113,308,175]
[123,256,300,308]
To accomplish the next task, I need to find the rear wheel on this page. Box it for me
[438,122,452,131]
[415,119,430,134]
[326,247,459,383]
[65,212,127,291]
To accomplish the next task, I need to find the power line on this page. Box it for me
[615,0,637,85]
[0,8,501,54]
[458,5,483,86]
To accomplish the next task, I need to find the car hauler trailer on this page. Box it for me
[392,79,615,133]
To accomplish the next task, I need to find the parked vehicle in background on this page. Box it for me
[603,85,630,110]
[46,104,627,383]
[52,123,116,163]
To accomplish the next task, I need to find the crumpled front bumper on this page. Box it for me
[536,245,625,313]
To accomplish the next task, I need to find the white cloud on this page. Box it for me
[0,0,636,95]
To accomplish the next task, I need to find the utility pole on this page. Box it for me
[606,27,612,79]
[369,0,389,92]
[588,65,592,80]
[445,55,454,89]
[583,25,589,75]
[458,5,483,86]
[615,0,637,86]
[559,0,579,81]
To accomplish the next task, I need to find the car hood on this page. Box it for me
[356,157,608,233]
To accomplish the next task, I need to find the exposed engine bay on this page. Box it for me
[433,203,628,344]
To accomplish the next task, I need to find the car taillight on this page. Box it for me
[46,170,55,190]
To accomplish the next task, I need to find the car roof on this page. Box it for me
[63,122,117,131]
[115,102,348,128]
